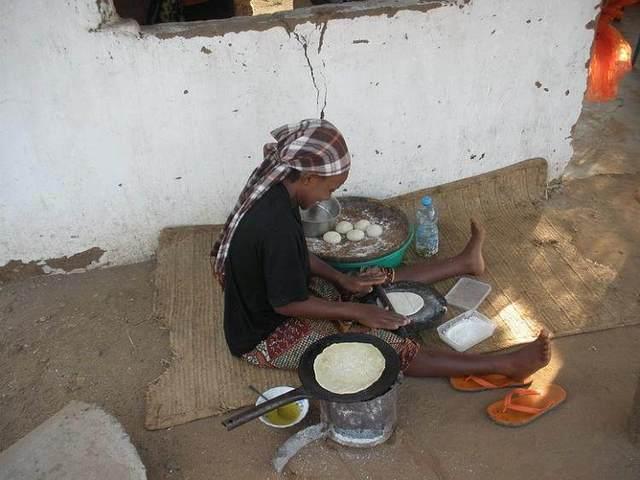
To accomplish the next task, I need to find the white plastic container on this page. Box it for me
[437,310,496,352]
[255,385,309,428]
[445,277,492,311]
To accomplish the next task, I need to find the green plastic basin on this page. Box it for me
[327,226,415,272]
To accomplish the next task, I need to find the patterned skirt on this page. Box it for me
[242,278,420,371]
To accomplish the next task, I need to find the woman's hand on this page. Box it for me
[273,296,409,331]
[349,303,409,330]
[336,268,387,296]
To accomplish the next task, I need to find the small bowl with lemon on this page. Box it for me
[255,385,309,428]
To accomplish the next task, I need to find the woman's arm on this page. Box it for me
[308,253,387,295]
[308,253,343,284]
[274,296,408,331]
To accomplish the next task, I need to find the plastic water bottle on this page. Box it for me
[416,196,439,257]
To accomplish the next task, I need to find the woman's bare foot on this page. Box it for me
[393,218,485,285]
[459,219,486,275]
[502,331,551,381]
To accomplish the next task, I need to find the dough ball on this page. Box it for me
[335,221,354,234]
[354,219,371,231]
[346,229,365,242]
[323,231,342,244]
[365,224,383,238]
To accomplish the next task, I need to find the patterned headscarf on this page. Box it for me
[213,119,351,285]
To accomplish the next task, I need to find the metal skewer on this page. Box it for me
[249,385,290,418]
[249,384,270,402]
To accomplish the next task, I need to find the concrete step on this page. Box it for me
[0,401,146,480]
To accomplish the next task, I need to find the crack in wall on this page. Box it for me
[292,31,322,115]
[317,20,328,54]
[316,21,329,118]
[278,17,293,38]
[319,60,328,119]
[286,21,328,120]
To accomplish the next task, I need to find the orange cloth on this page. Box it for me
[586,0,638,102]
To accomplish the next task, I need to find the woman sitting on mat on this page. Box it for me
[212,119,550,381]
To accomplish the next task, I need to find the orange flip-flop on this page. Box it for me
[487,384,567,427]
[450,374,532,392]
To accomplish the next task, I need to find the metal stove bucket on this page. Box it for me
[272,380,399,472]
[321,380,398,447]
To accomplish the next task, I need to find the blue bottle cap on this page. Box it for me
[421,196,433,207]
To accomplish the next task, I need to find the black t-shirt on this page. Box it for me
[223,183,310,356]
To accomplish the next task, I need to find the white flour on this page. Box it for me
[307,208,401,259]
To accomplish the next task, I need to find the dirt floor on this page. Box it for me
[2,11,640,480]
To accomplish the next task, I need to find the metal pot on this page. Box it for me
[321,379,398,447]
[300,197,341,238]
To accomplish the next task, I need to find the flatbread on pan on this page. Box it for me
[313,342,386,394]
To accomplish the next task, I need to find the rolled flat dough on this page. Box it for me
[378,292,424,316]
[386,291,425,316]
[313,342,386,394]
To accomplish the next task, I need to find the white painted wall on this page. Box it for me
[0,0,597,270]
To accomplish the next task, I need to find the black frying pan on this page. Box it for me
[364,281,447,337]
[222,333,401,431]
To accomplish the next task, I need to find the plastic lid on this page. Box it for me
[421,196,433,207]
[445,277,492,311]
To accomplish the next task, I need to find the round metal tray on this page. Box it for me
[306,196,410,263]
